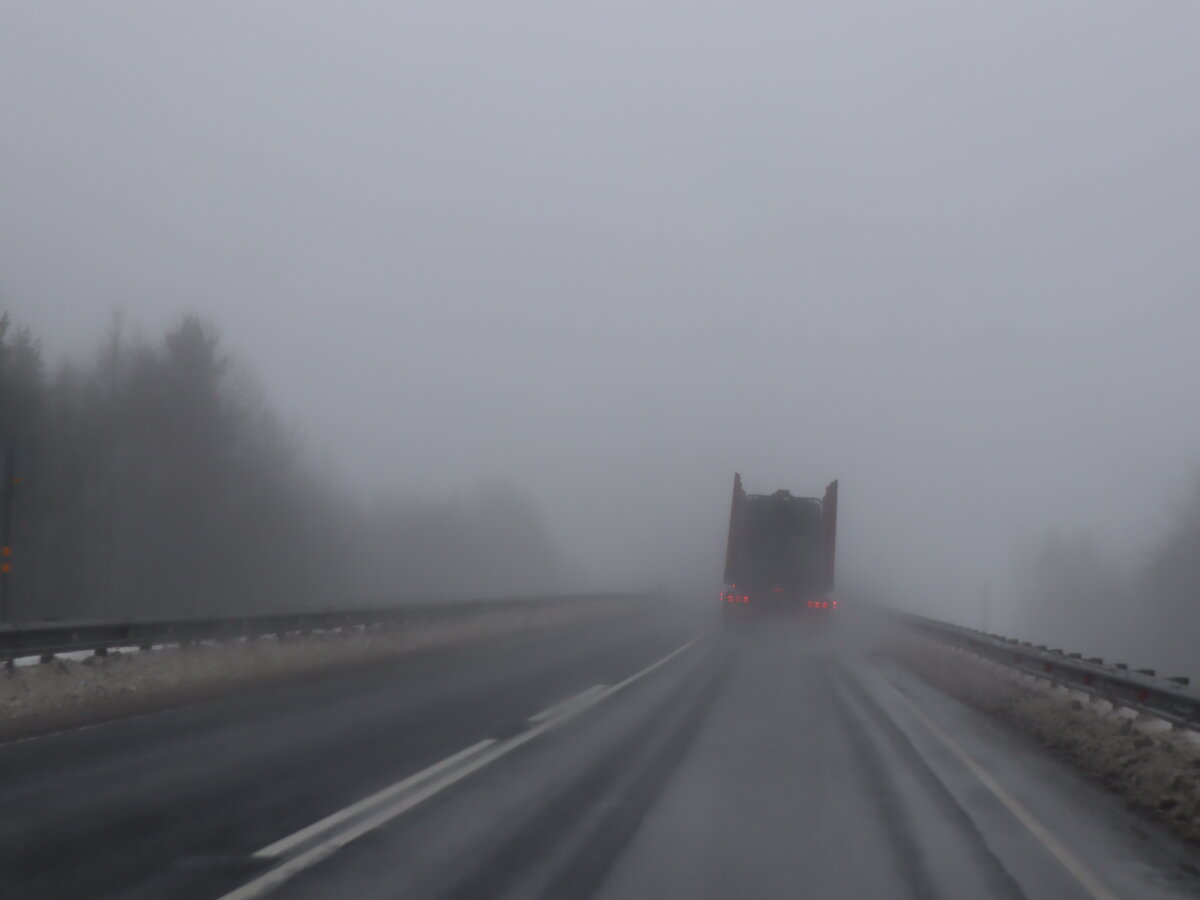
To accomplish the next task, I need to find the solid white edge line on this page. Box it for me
[253,739,497,858]
[218,637,701,900]
[876,674,1122,900]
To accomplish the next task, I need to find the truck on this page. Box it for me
[721,474,838,614]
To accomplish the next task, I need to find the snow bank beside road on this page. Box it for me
[886,634,1200,844]
[0,598,637,741]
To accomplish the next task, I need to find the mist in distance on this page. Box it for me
[2,2,1199,665]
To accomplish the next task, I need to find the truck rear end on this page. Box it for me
[721,474,838,615]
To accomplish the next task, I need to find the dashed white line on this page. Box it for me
[253,739,497,859]
[217,637,700,900]
[528,684,609,724]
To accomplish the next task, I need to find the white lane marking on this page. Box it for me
[608,641,695,691]
[253,739,496,858]
[219,638,700,900]
[528,684,608,724]
[878,676,1121,900]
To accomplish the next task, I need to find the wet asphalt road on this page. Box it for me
[3,606,1199,900]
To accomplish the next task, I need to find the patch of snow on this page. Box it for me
[886,634,1200,845]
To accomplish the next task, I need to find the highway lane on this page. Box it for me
[594,627,1200,900]
[5,608,1200,899]
[0,608,695,900]
[257,616,1200,900]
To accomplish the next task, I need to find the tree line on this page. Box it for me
[0,312,566,622]
[1013,480,1200,678]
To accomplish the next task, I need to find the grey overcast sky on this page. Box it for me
[3,1,1199,621]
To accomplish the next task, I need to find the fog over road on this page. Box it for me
[3,609,1198,900]
[6,1,1200,634]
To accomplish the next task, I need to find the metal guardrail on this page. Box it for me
[896,611,1200,731]
[0,593,635,665]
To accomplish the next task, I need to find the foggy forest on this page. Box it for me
[4,2,1200,686]
[2,308,1199,677]
[0,312,567,620]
